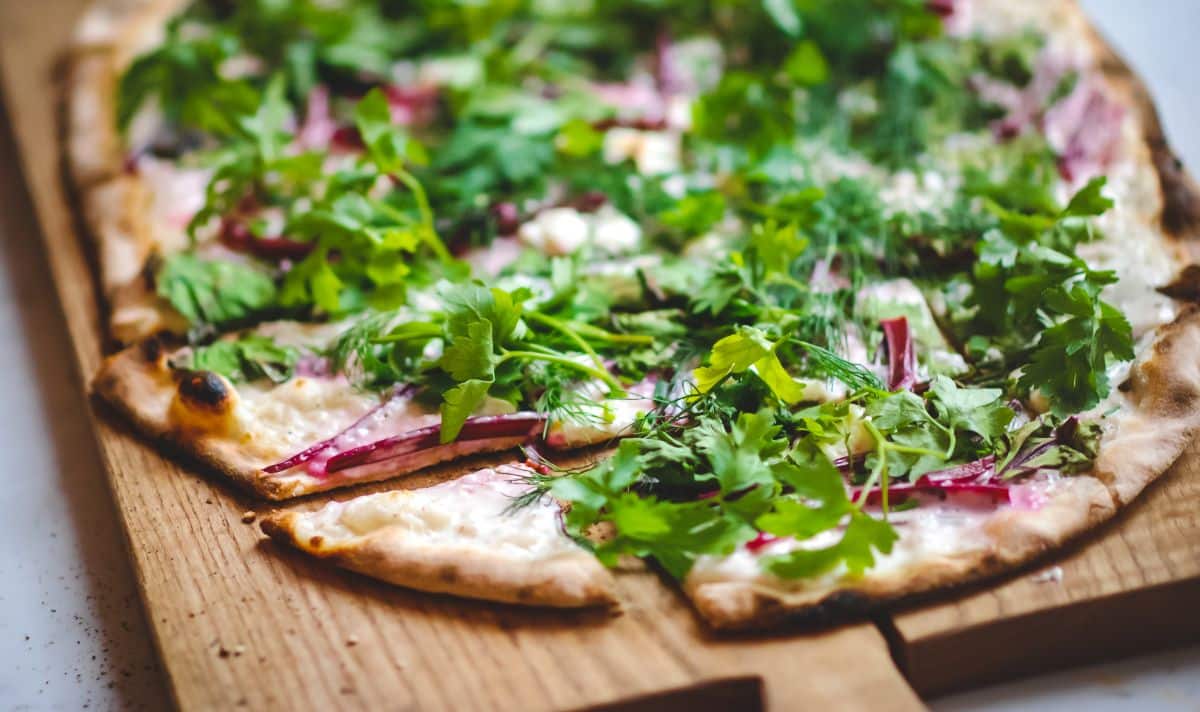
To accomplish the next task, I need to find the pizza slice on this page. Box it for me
[261,464,618,608]
[92,310,658,499]
[679,308,1200,629]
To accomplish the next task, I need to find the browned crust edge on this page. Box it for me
[259,509,620,609]
[65,0,190,344]
[1080,20,1200,245]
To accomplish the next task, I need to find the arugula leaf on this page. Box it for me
[1063,177,1113,218]
[354,88,427,173]
[117,20,258,135]
[783,41,830,86]
[693,327,806,405]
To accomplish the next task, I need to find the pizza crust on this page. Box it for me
[260,467,619,608]
[91,335,548,500]
[66,0,194,343]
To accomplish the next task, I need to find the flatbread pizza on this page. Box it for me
[68,0,1200,625]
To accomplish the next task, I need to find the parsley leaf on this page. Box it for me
[189,334,298,384]
[156,254,278,334]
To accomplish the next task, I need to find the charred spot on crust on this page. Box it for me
[1158,264,1200,302]
[438,565,458,584]
[308,535,324,548]
[175,371,233,411]
[139,336,164,363]
[1151,141,1200,239]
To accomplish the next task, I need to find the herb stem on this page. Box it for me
[860,421,892,514]
[570,321,655,345]
[524,312,606,370]
[499,350,623,392]
[386,170,452,264]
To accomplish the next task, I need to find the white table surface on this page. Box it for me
[0,2,1197,710]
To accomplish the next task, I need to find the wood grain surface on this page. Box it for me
[0,1,924,709]
[1,0,1197,708]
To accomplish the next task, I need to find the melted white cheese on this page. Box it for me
[291,467,581,560]
[234,377,378,464]
[137,157,212,254]
[517,206,644,256]
[546,377,656,448]
[602,128,682,175]
[688,500,994,589]
[518,207,591,256]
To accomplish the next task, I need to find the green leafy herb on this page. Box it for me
[190,334,299,383]
[156,254,278,334]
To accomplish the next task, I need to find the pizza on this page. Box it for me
[69,0,1200,629]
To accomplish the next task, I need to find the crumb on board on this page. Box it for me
[1030,565,1064,583]
[241,511,257,524]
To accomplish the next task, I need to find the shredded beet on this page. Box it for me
[881,316,918,391]
[927,0,956,18]
[263,385,417,474]
[745,532,779,552]
[385,84,439,127]
[220,218,315,260]
[324,413,545,474]
[298,85,337,149]
[851,456,1009,505]
[491,202,521,235]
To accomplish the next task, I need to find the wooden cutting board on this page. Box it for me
[0,1,1196,708]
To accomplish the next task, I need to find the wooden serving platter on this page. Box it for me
[0,1,1196,708]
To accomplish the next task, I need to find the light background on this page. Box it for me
[0,1,1195,709]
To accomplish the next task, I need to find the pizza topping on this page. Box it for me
[323,413,544,476]
[186,334,298,384]
[881,317,918,391]
[115,0,1164,584]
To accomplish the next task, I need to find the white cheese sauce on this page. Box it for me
[291,467,582,560]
